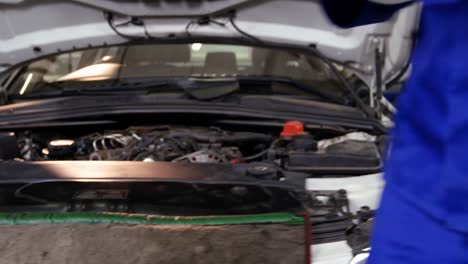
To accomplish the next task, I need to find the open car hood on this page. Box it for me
[0,0,420,83]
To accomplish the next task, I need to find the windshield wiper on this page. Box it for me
[11,79,171,98]
[236,76,348,105]
[9,78,240,101]
[10,76,350,108]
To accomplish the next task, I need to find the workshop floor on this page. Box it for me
[0,224,304,264]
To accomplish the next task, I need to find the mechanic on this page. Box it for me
[322,0,468,263]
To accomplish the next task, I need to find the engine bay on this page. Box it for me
[20,126,267,163]
[7,122,382,174]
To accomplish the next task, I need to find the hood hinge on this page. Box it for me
[364,36,386,118]
[0,68,19,105]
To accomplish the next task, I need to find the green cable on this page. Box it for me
[0,212,304,226]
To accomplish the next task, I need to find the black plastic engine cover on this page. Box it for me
[285,140,382,174]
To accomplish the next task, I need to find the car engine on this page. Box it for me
[16,126,272,163]
[4,123,382,174]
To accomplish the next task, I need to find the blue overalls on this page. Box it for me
[322,1,468,262]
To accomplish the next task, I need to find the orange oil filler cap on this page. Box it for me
[280,121,305,137]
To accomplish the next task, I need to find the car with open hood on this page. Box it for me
[0,1,420,263]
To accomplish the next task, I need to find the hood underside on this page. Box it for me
[0,0,420,80]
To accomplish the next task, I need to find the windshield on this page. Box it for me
[8,43,344,97]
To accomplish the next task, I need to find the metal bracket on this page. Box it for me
[306,189,350,215]
[373,37,385,118]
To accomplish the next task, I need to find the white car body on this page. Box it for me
[0,1,421,263]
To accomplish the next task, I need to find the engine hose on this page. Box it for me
[0,212,304,226]
[243,138,280,161]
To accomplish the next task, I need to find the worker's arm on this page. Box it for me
[320,0,414,27]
